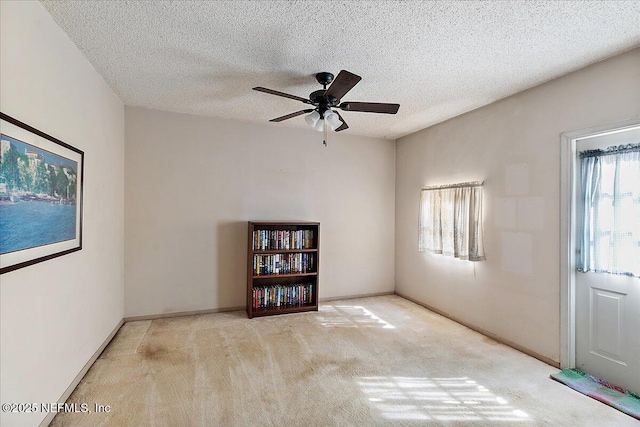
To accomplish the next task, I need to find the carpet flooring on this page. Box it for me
[51,295,639,426]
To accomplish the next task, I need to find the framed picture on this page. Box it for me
[0,113,84,274]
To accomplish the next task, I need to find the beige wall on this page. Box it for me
[125,107,395,317]
[0,2,125,426]
[395,48,640,363]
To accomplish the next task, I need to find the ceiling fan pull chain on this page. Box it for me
[323,121,328,147]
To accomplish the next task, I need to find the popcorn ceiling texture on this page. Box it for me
[40,1,640,139]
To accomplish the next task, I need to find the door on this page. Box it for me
[574,127,640,394]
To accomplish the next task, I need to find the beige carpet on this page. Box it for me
[51,295,638,426]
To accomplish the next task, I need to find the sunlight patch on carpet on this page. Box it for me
[316,305,395,329]
[358,376,531,422]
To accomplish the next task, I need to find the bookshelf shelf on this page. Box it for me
[250,305,317,318]
[253,248,318,254]
[247,221,320,319]
[252,272,318,279]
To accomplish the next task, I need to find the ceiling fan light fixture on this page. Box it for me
[313,118,325,132]
[305,110,320,127]
[324,110,342,130]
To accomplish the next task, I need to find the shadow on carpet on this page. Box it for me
[551,368,640,420]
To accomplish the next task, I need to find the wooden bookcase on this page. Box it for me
[247,221,319,318]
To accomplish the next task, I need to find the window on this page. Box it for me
[418,181,485,261]
[578,143,640,277]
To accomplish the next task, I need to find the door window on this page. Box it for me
[577,143,640,277]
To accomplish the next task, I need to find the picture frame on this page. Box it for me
[0,112,84,274]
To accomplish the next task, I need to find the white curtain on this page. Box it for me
[418,183,485,261]
[578,143,640,277]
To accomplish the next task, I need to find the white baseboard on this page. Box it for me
[123,305,245,322]
[395,291,560,368]
[319,291,395,302]
[39,318,125,427]
[124,293,396,322]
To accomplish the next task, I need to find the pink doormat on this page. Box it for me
[551,368,640,420]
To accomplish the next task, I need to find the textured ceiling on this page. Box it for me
[40,1,640,139]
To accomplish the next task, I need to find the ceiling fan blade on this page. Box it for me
[325,70,362,101]
[334,111,349,132]
[339,102,400,114]
[253,87,310,104]
[269,109,313,122]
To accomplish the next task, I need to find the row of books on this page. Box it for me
[253,253,315,276]
[252,283,314,309]
[253,229,314,251]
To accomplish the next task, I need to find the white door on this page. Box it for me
[574,127,640,394]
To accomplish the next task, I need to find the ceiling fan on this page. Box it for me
[253,70,399,146]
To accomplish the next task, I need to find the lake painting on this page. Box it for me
[0,134,78,254]
[0,113,84,274]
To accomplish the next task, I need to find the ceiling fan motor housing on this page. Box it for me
[309,90,339,117]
